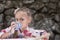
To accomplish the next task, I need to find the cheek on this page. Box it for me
[22,20,28,27]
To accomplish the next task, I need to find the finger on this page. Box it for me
[11,22,16,26]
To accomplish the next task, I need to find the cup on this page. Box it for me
[15,22,22,30]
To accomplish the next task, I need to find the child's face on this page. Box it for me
[15,11,31,29]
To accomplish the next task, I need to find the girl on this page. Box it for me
[0,7,33,38]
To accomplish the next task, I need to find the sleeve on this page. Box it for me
[1,27,11,33]
[0,27,12,37]
[0,32,4,37]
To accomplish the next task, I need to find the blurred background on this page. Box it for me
[0,0,60,40]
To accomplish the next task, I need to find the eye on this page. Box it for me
[20,18,24,21]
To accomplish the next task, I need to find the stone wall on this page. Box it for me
[0,0,60,40]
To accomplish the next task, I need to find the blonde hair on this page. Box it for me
[14,7,32,17]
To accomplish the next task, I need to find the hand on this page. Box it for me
[8,21,17,33]
[11,21,17,28]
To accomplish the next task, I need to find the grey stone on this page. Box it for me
[30,9,36,14]
[58,2,60,8]
[4,8,15,16]
[52,23,59,32]
[48,3,56,9]
[19,2,23,7]
[23,0,34,4]
[0,14,3,30]
[50,20,60,34]
[0,14,3,23]
[41,7,48,12]
[34,17,60,34]
[6,16,15,22]
[49,9,56,13]
[54,14,60,22]
[57,9,60,13]
[30,2,44,10]
[5,16,11,26]
[34,18,54,29]
[5,16,15,26]
[2,0,6,4]
[11,1,22,8]
[5,1,14,8]
[11,1,19,8]
[55,35,60,40]
[42,0,49,3]
[0,4,5,13]
[34,14,44,21]
[44,3,49,6]
[5,16,11,23]
[49,31,55,40]
[50,0,58,2]
[47,12,55,19]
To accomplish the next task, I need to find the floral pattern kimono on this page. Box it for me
[0,27,50,40]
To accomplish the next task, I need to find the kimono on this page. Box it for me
[0,27,15,38]
[0,26,50,40]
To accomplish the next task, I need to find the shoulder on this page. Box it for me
[1,27,11,33]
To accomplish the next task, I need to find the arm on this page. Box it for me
[0,27,11,38]
[1,32,10,39]
[0,22,16,39]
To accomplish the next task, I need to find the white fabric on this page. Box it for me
[5,27,11,32]
[0,32,4,37]
[0,26,50,40]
